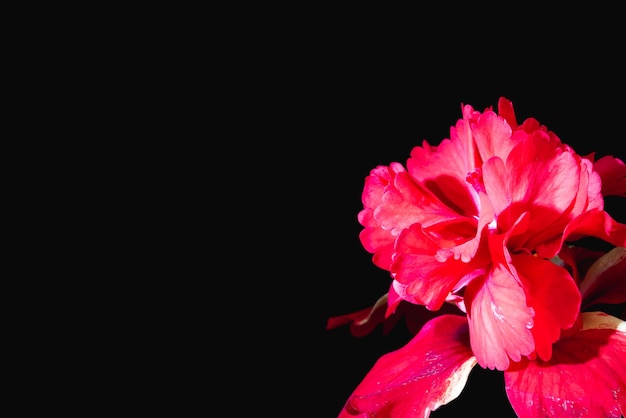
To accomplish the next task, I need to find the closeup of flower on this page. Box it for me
[327,97,626,417]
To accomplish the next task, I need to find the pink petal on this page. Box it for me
[339,315,476,418]
[432,189,495,263]
[358,163,465,271]
[481,156,511,219]
[528,157,603,258]
[505,312,626,418]
[407,137,479,218]
[406,102,484,206]
[484,131,581,239]
[472,108,518,165]
[358,224,395,270]
[392,224,488,310]
[580,246,626,309]
[378,170,460,231]
[357,164,403,270]
[465,263,535,370]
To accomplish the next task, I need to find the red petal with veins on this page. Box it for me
[484,131,581,240]
[377,170,459,230]
[472,107,518,164]
[339,314,476,418]
[465,263,535,371]
[505,312,626,418]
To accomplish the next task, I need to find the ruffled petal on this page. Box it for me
[472,107,518,164]
[358,163,465,271]
[505,312,626,418]
[357,165,398,270]
[484,131,581,239]
[339,315,476,418]
[465,262,535,371]
[377,170,460,230]
[392,224,488,310]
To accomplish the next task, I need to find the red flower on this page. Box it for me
[330,97,626,416]
[357,97,626,370]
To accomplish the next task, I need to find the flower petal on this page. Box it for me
[358,164,402,270]
[563,209,626,250]
[593,155,626,198]
[358,163,465,271]
[505,312,626,418]
[483,131,581,240]
[512,253,581,361]
[580,246,626,309]
[407,137,479,218]
[465,263,535,370]
[339,315,476,418]
[472,107,518,165]
[392,224,488,310]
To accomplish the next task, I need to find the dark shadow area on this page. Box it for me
[431,366,517,417]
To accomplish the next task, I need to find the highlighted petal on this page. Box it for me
[339,315,476,418]
[465,264,535,370]
[505,312,626,418]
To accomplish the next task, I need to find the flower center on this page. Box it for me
[465,167,485,194]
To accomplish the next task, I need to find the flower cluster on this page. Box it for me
[328,97,626,417]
